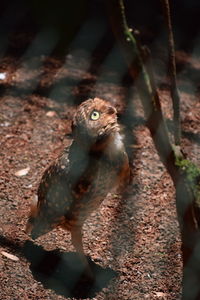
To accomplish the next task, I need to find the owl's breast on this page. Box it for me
[66,154,124,226]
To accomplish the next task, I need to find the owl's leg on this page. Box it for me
[71,226,94,280]
[71,226,84,255]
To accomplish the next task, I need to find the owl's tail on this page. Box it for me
[25,195,51,240]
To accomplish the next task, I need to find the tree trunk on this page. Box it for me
[105,1,200,298]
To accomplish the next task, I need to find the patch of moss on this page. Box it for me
[175,155,200,206]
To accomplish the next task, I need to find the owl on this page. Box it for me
[26,97,130,274]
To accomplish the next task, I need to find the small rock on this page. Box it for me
[14,167,30,177]
[0,72,6,80]
[46,111,56,117]
[0,122,10,127]
[154,291,167,298]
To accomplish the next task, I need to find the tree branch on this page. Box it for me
[106,0,177,178]
[161,0,181,145]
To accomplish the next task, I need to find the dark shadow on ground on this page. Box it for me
[0,235,117,299]
[23,240,117,299]
[182,131,200,145]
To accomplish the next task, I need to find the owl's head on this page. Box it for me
[72,98,119,145]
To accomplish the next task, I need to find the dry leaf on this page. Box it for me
[14,167,30,177]
[1,251,19,261]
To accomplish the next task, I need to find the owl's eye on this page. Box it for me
[90,110,100,120]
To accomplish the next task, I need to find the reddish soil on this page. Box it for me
[0,47,199,300]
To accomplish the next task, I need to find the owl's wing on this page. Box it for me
[28,147,72,238]
[29,142,98,239]
[37,148,71,214]
[37,143,95,217]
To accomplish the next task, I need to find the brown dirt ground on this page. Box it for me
[0,47,200,300]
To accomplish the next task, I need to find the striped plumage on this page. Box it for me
[26,97,130,266]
